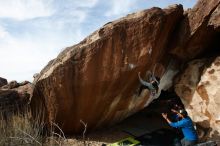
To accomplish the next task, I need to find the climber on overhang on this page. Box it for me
[137,71,160,96]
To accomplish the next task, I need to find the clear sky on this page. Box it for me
[0,0,197,82]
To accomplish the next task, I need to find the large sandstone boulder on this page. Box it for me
[31,5,183,133]
[174,57,220,142]
[170,0,220,142]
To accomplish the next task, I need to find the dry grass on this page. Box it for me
[0,102,129,146]
[0,106,66,146]
[0,106,110,146]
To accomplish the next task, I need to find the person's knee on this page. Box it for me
[181,139,186,146]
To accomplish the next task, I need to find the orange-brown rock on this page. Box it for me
[31,5,183,133]
[169,0,220,60]
[174,57,220,142]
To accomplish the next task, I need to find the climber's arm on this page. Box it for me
[138,72,152,87]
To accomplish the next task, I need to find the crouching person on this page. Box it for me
[162,110,198,146]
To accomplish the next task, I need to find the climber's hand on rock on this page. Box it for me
[162,113,167,119]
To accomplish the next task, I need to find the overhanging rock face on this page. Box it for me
[31,5,183,133]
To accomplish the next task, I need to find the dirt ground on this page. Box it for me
[61,106,172,146]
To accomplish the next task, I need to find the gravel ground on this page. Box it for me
[62,125,130,146]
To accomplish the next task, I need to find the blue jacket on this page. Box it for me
[169,117,198,141]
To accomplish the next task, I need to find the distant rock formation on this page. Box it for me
[0,80,33,119]
[0,77,7,87]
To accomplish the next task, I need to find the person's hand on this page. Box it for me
[161,113,167,119]
[171,109,178,113]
